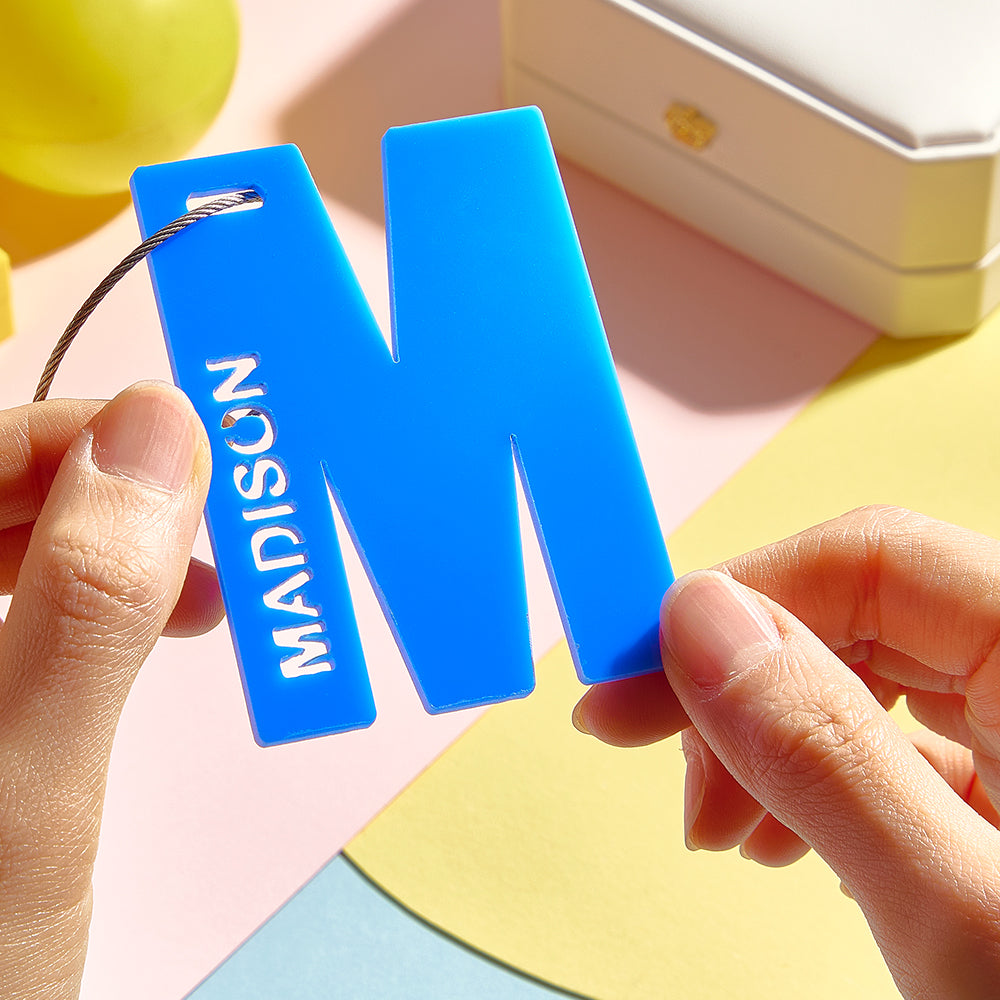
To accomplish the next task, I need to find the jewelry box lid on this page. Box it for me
[645,0,1000,149]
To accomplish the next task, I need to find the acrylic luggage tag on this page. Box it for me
[130,107,673,746]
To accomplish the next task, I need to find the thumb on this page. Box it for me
[0,381,210,998]
[0,381,211,748]
[661,570,1000,998]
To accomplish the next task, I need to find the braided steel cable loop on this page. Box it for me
[34,189,262,403]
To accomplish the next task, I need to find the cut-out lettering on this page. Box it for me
[224,406,275,455]
[263,570,321,618]
[250,526,306,572]
[206,355,265,402]
[272,622,332,677]
[233,456,289,500]
[243,502,297,523]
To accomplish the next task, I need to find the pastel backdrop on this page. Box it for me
[0,1,914,997]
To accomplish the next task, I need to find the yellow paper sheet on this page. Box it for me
[666,328,1000,570]
[350,640,897,999]
[0,247,11,342]
[347,315,1000,999]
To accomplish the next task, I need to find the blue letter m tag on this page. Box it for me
[131,108,673,746]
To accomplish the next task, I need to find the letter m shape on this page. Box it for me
[132,108,673,746]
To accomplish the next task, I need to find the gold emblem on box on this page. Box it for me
[664,103,716,150]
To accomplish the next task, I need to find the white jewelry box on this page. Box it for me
[502,0,1000,337]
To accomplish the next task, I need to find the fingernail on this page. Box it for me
[92,382,198,493]
[683,748,706,851]
[571,695,592,735]
[661,571,781,688]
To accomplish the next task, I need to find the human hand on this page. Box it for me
[0,381,222,998]
[573,506,1000,999]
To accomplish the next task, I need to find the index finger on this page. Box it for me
[573,504,1000,747]
[721,504,1000,688]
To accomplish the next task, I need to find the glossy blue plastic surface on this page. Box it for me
[131,107,673,746]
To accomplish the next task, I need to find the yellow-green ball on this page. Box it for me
[0,0,239,195]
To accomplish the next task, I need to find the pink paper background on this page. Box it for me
[0,1,877,996]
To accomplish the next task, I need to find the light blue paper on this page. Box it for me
[186,855,582,999]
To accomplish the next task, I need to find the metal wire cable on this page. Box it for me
[33,189,262,402]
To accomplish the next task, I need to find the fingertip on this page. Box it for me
[571,695,592,736]
[659,570,781,691]
[739,814,811,868]
[571,672,688,747]
[682,728,765,852]
[162,558,225,638]
[91,381,210,496]
[682,740,706,850]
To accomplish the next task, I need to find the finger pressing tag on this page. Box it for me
[127,107,673,747]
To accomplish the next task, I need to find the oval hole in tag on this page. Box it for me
[186,188,264,214]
